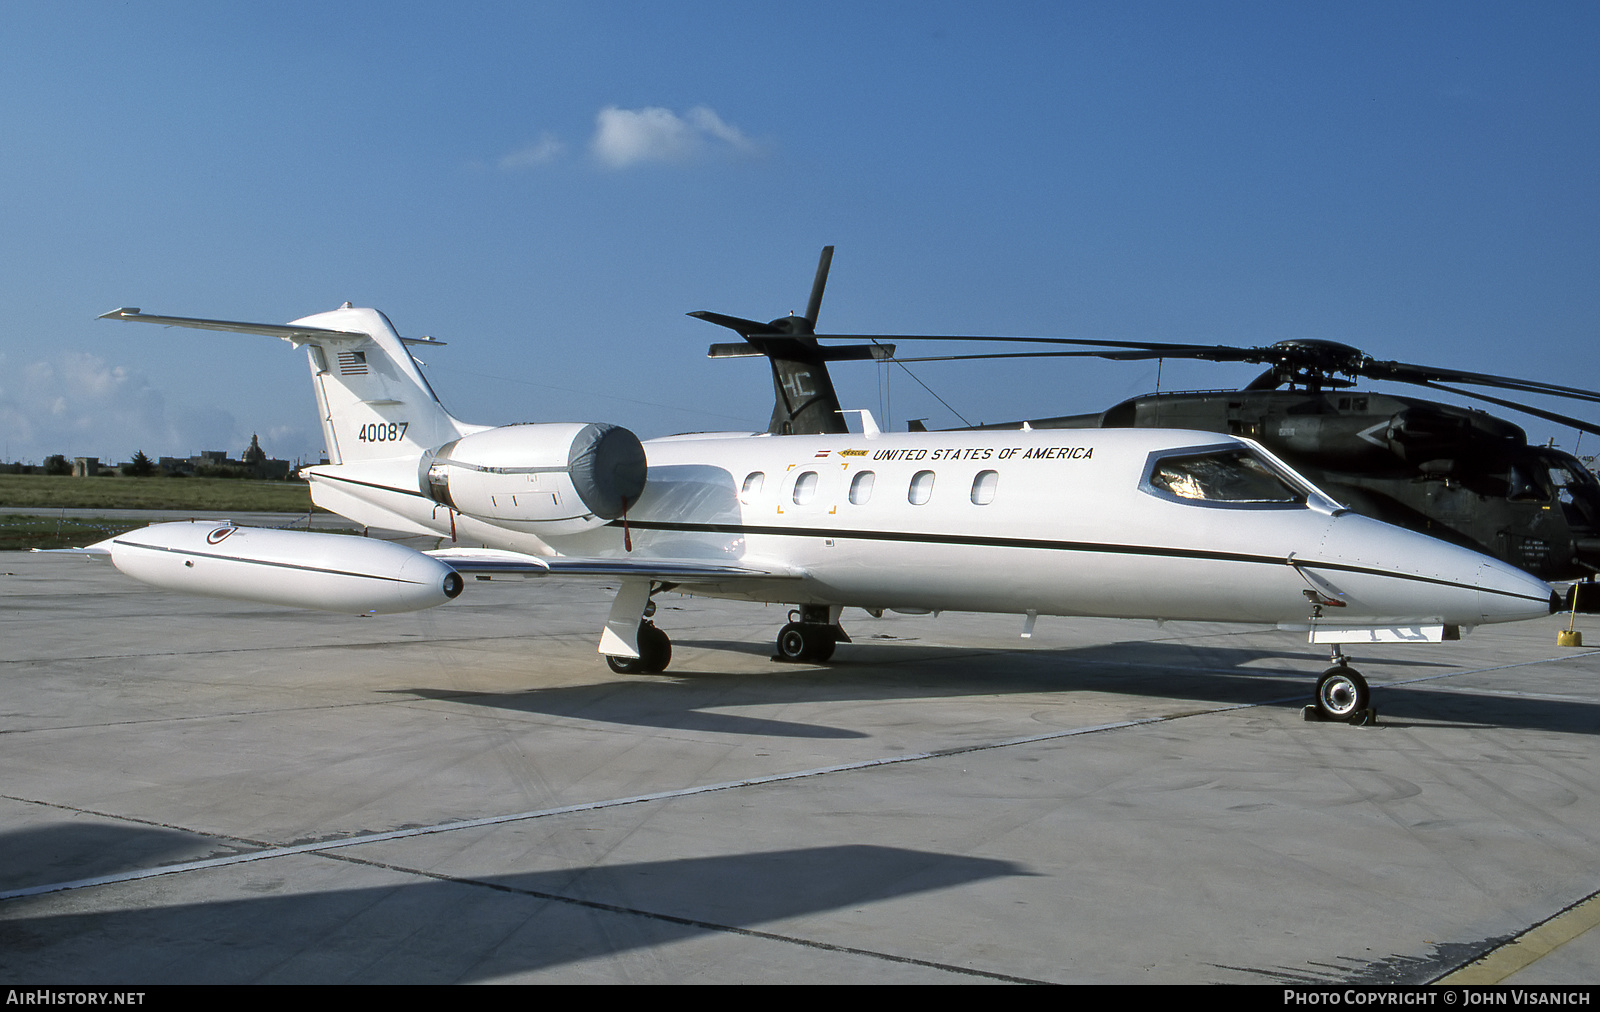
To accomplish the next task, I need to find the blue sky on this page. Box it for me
[2,1,1597,465]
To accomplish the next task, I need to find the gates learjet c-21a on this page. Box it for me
[77,304,1558,722]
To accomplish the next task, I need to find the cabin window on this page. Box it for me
[741,472,764,503]
[849,470,875,505]
[908,470,935,505]
[1145,449,1304,507]
[970,470,999,505]
[793,471,818,505]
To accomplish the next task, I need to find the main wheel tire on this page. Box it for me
[776,622,838,663]
[638,622,672,673]
[1314,665,1370,720]
[606,623,672,674]
[606,653,644,674]
[777,622,811,661]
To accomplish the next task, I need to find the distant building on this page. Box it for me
[137,436,292,479]
[53,437,295,479]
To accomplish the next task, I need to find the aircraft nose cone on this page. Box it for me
[1476,560,1561,624]
[1317,514,1553,626]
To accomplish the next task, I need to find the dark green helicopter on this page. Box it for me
[695,249,1600,585]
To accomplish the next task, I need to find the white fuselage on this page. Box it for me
[305,426,1554,630]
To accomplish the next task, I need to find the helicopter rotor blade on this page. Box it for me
[809,333,1252,356]
[885,348,1208,364]
[810,331,1600,411]
[803,246,834,329]
[1360,360,1600,406]
[1415,381,1600,438]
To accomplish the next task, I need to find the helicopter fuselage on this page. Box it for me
[1006,389,1600,582]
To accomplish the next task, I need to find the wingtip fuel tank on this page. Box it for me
[104,522,464,615]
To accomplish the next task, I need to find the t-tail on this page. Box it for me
[99,303,472,464]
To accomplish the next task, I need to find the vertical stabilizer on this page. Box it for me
[100,305,471,466]
[286,306,467,463]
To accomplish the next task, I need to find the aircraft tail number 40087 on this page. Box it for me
[71,302,1559,724]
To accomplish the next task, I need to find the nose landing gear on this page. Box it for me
[1304,646,1376,725]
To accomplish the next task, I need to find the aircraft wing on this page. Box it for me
[427,548,805,661]
[32,543,113,557]
[426,547,803,583]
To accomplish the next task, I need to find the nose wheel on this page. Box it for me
[1303,648,1376,725]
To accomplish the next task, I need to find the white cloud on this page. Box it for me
[685,106,757,154]
[590,105,758,168]
[491,106,760,175]
[0,350,319,465]
[0,352,171,462]
[497,132,566,170]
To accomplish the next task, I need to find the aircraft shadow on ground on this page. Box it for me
[388,683,872,738]
[0,823,245,896]
[0,824,1030,983]
[390,637,1600,739]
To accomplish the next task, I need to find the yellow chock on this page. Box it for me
[1559,584,1585,646]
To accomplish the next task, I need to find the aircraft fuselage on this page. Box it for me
[305,426,1553,631]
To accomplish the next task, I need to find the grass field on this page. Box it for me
[0,515,158,551]
[0,474,316,512]
[0,514,364,551]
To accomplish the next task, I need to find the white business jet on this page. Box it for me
[81,304,1556,723]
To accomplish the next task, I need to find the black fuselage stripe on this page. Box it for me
[612,520,1544,604]
[317,474,431,499]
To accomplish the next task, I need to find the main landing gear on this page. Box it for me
[603,592,672,674]
[774,605,849,663]
[1304,646,1376,725]
[601,598,849,674]
[605,619,671,674]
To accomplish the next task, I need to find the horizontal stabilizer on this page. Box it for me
[817,343,894,362]
[100,308,366,343]
[705,337,894,362]
[98,308,447,347]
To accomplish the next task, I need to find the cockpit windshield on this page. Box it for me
[1531,448,1600,529]
[1145,448,1309,508]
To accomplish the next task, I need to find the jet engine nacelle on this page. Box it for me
[105,522,465,614]
[422,422,648,534]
